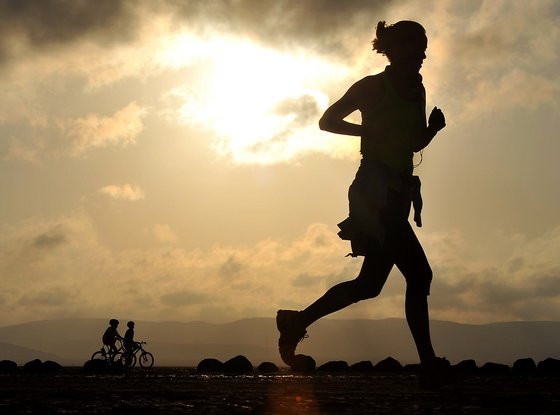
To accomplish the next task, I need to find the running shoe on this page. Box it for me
[276,310,307,366]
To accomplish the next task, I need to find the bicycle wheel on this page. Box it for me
[139,352,154,368]
[119,352,137,368]
[91,351,106,361]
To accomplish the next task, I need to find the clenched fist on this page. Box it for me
[428,106,446,132]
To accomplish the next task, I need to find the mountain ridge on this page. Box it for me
[0,318,558,367]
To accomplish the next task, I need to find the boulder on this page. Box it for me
[373,356,403,372]
[0,360,18,373]
[349,361,375,372]
[454,359,478,375]
[403,363,420,372]
[480,362,510,375]
[23,359,43,373]
[110,359,124,374]
[83,359,110,374]
[223,355,253,374]
[317,360,349,373]
[512,358,537,376]
[257,362,279,373]
[196,358,224,373]
[291,354,315,373]
[42,360,63,374]
[537,358,560,376]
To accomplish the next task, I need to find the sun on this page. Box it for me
[160,33,355,164]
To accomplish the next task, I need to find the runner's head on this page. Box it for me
[372,21,427,74]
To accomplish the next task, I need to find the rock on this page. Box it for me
[480,362,510,375]
[257,362,279,373]
[23,359,43,373]
[454,359,478,375]
[196,358,224,373]
[42,360,63,374]
[223,355,253,374]
[403,364,420,372]
[317,360,349,373]
[373,357,403,372]
[349,361,375,372]
[291,354,315,373]
[537,358,560,376]
[512,358,537,376]
[110,359,124,374]
[83,359,110,374]
[0,360,18,373]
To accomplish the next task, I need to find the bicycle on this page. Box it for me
[91,339,125,363]
[118,341,154,369]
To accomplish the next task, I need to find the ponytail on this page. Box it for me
[372,21,390,54]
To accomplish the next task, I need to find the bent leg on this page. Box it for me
[298,251,393,329]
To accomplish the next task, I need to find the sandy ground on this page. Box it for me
[1,368,559,414]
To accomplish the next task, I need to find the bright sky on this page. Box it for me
[1,0,559,326]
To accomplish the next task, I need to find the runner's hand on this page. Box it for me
[428,106,446,132]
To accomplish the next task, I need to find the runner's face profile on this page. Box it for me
[390,35,428,74]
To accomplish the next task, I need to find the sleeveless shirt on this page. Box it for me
[360,68,426,176]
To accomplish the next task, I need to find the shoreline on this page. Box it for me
[1,368,559,414]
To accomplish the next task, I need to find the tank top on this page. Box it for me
[360,68,426,176]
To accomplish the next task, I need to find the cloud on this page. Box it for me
[0,0,396,68]
[63,101,147,156]
[3,102,147,162]
[160,289,209,307]
[273,94,322,126]
[414,0,560,122]
[219,256,244,279]
[166,0,397,57]
[460,69,560,122]
[0,0,140,67]
[32,230,67,250]
[292,273,321,288]
[153,224,178,244]
[99,184,146,201]
[1,209,560,325]
[18,287,73,307]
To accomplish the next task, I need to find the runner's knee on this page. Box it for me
[349,277,384,301]
[406,266,432,296]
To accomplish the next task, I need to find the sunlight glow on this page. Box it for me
[159,33,357,164]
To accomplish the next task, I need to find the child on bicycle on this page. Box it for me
[123,321,140,354]
[102,318,123,355]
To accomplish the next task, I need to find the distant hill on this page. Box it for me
[0,318,558,367]
[0,342,61,363]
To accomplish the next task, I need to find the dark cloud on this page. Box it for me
[219,255,243,278]
[1,0,399,69]
[274,94,321,126]
[531,275,560,298]
[163,0,399,56]
[32,231,67,249]
[0,0,139,64]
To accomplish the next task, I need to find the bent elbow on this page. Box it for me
[318,116,330,131]
[318,117,326,131]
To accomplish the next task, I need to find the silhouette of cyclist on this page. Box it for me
[102,319,123,356]
[277,20,450,386]
[123,321,140,354]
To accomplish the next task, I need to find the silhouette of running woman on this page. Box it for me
[277,20,449,381]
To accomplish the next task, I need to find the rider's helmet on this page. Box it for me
[109,319,119,327]
[127,321,135,328]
